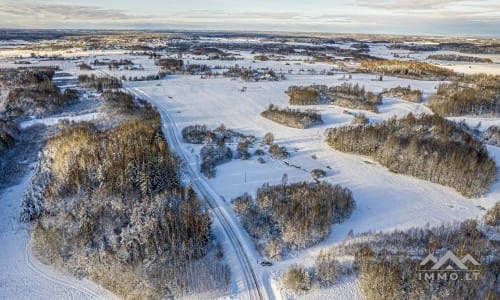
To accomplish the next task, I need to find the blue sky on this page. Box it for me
[0,0,499,36]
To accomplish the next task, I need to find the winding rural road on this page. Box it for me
[128,86,271,300]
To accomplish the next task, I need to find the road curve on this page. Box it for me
[128,86,269,300]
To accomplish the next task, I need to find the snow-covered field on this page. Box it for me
[0,171,119,300]
[127,70,499,299]
[0,36,499,300]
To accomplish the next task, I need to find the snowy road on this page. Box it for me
[0,172,119,300]
[128,86,273,300]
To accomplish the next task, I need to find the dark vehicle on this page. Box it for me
[260,261,273,267]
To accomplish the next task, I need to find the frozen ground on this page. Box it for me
[128,71,499,299]
[0,171,120,300]
[0,37,499,300]
[369,43,500,75]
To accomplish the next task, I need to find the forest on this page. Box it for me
[427,54,493,63]
[233,181,355,259]
[286,84,381,112]
[325,113,497,197]
[78,74,123,91]
[328,83,381,112]
[286,86,323,105]
[359,59,454,79]
[283,203,499,298]
[381,85,422,103]
[261,104,323,129]
[427,74,500,116]
[20,91,228,299]
[0,67,77,117]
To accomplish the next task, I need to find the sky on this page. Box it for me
[0,0,499,36]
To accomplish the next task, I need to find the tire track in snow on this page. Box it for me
[128,86,269,300]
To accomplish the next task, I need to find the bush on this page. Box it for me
[314,250,339,287]
[311,169,326,179]
[236,141,251,160]
[483,202,500,226]
[200,145,232,178]
[182,124,212,144]
[282,265,311,292]
[484,126,500,146]
[263,132,275,145]
[269,144,289,160]
[351,113,369,125]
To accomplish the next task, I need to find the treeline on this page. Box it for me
[286,84,381,112]
[287,201,500,296]
[329,83,381,112]
[92,58,135,69]
[381,85,422,103]
[387,43,439,52]
[427,54,493,63]
[359,59,454,79]
[233,181,355,259]
[325,113,496,197]
[78,74,122,91]
[287,86,322,105]
[0,67,77,117]
[300,214,499,299]
[261,104,323,129]
[427,74,500,116]
[223,65,283,81]
[20,91,228,299]
[155,58,183,71]
[123,71,167,82]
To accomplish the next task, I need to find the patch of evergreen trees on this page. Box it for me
[233,181,355,259]
[20,91,227,299]
[325,113,496,197]
[427,74,500,116]
[261,104,323,129]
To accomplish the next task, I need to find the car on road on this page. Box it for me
[260,261,273,267]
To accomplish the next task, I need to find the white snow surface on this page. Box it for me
[127,71,500,299]
[20,112,106,129]
[1,39,499,300]
[0,170,120,300]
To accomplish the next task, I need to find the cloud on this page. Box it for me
[0,1,129,22]
[0,1,498,36]
[356,0,460,10]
